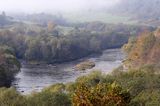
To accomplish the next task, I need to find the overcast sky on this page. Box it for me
[0,0,120,13]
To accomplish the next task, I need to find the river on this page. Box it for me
[12,48,125,94]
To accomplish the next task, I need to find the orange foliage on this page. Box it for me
[124,29,160,68]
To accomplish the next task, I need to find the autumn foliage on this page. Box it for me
[72,83,130,106]
[123,29,160,68]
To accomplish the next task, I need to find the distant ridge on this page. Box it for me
[113,0,160,20]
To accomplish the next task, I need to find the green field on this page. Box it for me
[63,11,137,24]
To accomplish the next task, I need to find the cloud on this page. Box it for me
[0,0,119,13]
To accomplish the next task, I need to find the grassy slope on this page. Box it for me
[63,11,137,24]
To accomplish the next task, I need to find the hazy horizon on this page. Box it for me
[0,0,120,14]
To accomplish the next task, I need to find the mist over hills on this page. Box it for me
[6,0,160,26]
[113,0,160,19]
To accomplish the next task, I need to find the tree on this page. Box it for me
[47,21,57,32]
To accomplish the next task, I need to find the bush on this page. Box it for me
[27,91,71,106]
[0,88,26,106]
[72,82,131,106]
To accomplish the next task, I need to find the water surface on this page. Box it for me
[12,48,125,94]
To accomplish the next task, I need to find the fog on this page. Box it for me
[0,0,120,13]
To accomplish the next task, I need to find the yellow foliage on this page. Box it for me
[72,83,130,106]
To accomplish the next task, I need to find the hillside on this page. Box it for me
[114,0,160,18]
[111,0,160,26]
[123,28,160,68]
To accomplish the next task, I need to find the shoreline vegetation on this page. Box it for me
[19,51,102,66]
[0,45,21,87]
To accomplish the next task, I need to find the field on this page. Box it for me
[63,11,137,24]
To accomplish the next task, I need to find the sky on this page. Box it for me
[0,0,120,13]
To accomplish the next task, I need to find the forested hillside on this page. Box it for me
[111,0,160,26]
[13,13,67,26]
[114,0,160,19]
[123,29,160,68]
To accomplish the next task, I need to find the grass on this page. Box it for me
[63,11,137,24]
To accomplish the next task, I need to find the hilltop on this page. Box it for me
[111,0,160,26]
[114,0,160,18]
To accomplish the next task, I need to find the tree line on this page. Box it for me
[0,22,154,64]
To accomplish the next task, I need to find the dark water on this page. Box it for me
[12,49,125,94]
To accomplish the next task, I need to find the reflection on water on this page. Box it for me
[12,48,125,94]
